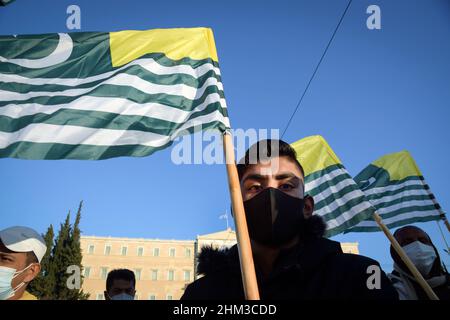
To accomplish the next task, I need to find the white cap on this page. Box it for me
[0,226,47,263]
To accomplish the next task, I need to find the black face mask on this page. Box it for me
[243,187,305,246]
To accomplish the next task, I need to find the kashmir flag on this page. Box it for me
[345,151,443,233]
[291,135,375,237]
[0,28,229,160]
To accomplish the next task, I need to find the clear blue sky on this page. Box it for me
[0,0,449,271]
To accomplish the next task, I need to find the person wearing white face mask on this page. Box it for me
[0,226,47,300]
[388,225,450,300]
[104,269,136,300]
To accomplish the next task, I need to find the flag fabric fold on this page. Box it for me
[291,135,375,237]
[345,150,442,233]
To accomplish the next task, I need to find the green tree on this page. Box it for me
[30,201,90,300]
[66,201,89,300]
[28,224,55,299]
[52,211,72,299]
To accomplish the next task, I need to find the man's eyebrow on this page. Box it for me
[242,173,267,183]
[242,172,302,183]
[274,173,301,181]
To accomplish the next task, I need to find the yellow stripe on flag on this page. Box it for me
[109,27,219,67]
[372,150,423,181]
[291,135,342,177]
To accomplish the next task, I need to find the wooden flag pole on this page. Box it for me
[438,212,450,234]
[373,212,439,300]
[443,216,450,233]
[435,221,450,255]
[429,196,450,233]
[222,132,260,300]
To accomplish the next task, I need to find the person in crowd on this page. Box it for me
[389,225,449,300]
[104,268,136,300]
[0,226,47,300]
[182,139,398,300]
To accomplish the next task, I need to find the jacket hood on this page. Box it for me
[196,245,240,276]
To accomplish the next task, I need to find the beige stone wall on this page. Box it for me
[80,236,195,300]
[340,242,359,254]
[80,231,359,300]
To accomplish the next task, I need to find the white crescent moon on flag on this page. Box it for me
[360,177,377,190]
[0,33,73,69]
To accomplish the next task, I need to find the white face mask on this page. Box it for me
[0,265,31,300]
[402,241,437,277]
[110,292,134,301]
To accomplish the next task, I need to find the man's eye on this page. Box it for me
[280,184,294,190]
[248,185,262,191]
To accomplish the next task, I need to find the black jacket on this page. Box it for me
[182,238,398,300]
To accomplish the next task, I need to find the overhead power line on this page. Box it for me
[281,0,353,138]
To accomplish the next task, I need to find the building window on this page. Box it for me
[169,248,176,257]
[151,269,158,281]
[166,294,173,300]
[137,247,144,257]
[88,245,95,255]
[84,267,91,279]
[121,246,127,256]
[135,269,142,280]
[100,267,108,280]
[96,293,104,300]
[153,248,160,257]
[185,248,191,258]
[183,270,191,282]
[149,294,156,300]
[168,270,174,281]
[104,245,111,256]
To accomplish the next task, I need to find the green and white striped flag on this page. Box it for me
[345,151,443,233]
[0,28,229,159]
[291,135,375,237]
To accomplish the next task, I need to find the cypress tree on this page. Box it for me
[29,202,90,300]
[52,211,72,299]
[28,224,55,299]
[67,201,89,300]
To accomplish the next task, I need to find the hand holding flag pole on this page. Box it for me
[222,132,260,300]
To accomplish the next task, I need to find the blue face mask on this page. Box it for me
[110,292,134,301]
[402,241,437,276]
[0,265,30,300]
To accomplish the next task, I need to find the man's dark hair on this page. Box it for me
[106,269,136,292]
[26,251,38,265]
[237,139,305,181]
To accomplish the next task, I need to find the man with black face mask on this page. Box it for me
[388,226,449,300]
[181,139,398,300]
